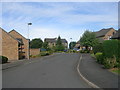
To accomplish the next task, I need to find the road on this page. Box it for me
[3,53,90,88]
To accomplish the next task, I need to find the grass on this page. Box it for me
[110,68,120,75]
[91,53,96,58]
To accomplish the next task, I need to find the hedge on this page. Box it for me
[95,52,103,64]
[0,56,8,64]
[93,43,103,54]
[102,40,120,62]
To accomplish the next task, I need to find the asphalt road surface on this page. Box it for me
[3,53,90,88]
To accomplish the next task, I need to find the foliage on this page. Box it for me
[55,36,65,51]
[42,41,50,51]
[80,30,99,50]
[93,43,103,54]
[103,56,116,69]
[0,56,8,64]
[95,52,103,64]
[30,38,43,48]
[69,42,76,49]
[102,40,120,62]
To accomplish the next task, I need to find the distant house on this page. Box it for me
[44,38,68,48]
[74,41,86,51]
[0,28,29,61]
[111,29,120,40]
[94,28,116,43]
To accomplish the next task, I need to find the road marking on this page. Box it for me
[77,55,104,90]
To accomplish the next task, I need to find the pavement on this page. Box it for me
[79,53,119,88]
[3,53,90,88]
[2,53,57,70]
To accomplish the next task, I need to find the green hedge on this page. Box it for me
[93,44,103,54]
[95,52,104,64]
[0,56,8,64]
[102,40,120,62]
[103,56,116,69]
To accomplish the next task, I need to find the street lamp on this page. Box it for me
[70,38,72,49]
[27,23,32,60]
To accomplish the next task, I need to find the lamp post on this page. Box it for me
[27,23,32,60]
[70,38,72,49]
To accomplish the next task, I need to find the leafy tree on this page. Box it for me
[42,41,48,49]
[55,36,65,51]
[30,38,43,48]
[69,42,76,49]
[80,30,99,50]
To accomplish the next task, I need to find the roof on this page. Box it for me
[61,39,68,43]
[44,38,56,43]
[95,28,115,38]
[9,29,28,40]
[111,29,120,39]
[44,38,68,43]
[0,27,22,43]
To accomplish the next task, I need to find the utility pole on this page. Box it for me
[70,38,72,49]
[27,23,32,60]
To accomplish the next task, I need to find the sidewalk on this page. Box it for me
[79,54,119,88]
[2,53,57,70]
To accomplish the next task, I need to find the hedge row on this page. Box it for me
[93,40,120,69]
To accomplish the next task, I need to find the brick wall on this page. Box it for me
[30,48,40,56]
[0,29,19,60]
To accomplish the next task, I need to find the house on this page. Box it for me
[44,38,68,48]
[94,28,116,43]
[9,29,29,60]
[74,41,86,51]
[111,29,120,40]
[0,28,29,61]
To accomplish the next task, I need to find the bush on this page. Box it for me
[102,40,120,61]
[80,50,85,53]
[103,56,116,69]
[95,52,104,64]
[0,56,8,64]
[93,44,103,54]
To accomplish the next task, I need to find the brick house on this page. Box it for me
[74,28,116,51]
[111,29,120,40]
[0,28,29,61]
[94,28,116,43]
[44,38,68,49]
[9,29,29,60]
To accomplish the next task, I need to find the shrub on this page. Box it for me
[95,52,103,64]
[103,56,116,69]
[0,56,8,64]
[102,40,120,61]
[93,44,103,54]
[80,50,85,53]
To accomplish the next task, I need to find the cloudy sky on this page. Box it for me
[1,2,118,43]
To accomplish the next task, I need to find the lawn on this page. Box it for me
[110,68,120,75]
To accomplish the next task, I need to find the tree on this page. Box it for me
[55,36,65,51]
[69,42,76,49]
[80,30,99,50]
[42,41,50,50]
[30,38,43,48]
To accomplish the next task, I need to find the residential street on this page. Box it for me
[3,53,90,88]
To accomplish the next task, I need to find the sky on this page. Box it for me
[1,2,118,43]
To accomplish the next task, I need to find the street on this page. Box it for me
[3,53,90,88]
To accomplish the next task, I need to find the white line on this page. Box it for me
[77,55,104,90]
